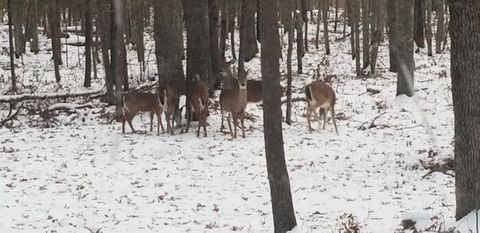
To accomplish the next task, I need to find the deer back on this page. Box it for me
[306,80,336,108]
[123,92,164,113]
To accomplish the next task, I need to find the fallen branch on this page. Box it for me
[0,102,23,126]
[358,112,387,130]
[419,158,455,178]
[0,89,105,103]
[48,103,94,113]
[366,88,381,94]
[281,96,306,105]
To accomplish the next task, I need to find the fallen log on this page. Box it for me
[0,89,105,103]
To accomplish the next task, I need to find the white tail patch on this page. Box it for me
[308,86,317,106]
[122,96,129,114]
[198,97,205,111]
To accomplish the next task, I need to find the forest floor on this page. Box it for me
[0,16,455,233]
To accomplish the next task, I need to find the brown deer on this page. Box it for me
[216,61,263,104]
[305,80,338,133]
[220,70,249,139]
[122,91,165,135]
[159,82,179,135]
[186,75,209,137]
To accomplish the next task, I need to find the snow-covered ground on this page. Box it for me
[0,15,456,232]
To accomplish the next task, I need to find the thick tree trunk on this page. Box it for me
[425,0,432,56]
[12,0,25,58]
[259,0,297,231]
[153,0,185,93]
[220,0,228,60]
[413,0,425,48]
[133,0,145,67]
[395,0,414,97]
[184,0,212,86]
[84,0,92,88]
[7,0,16,92]
[435,0,445,54]
[387,0,398,72]
[450,0,480,221]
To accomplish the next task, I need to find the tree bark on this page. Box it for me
[449,0,480,221]
[240,0,258,62]
[153,0,185,93]
[84,0,93,88]
[259,0,297,231]
[113,0,128,119]
[12,0,25,58]
[370,0,383,76]
[209,0,221,86]
[220,0,228,60]
[353,0,361,76]
[395,0,414,97]
[30,0,39,54]
[286,8,294,125]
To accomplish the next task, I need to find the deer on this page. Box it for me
[185,74,209,137]
[159,82,179,135]
[215,60,263,104]
[304,79,338,133]
[122,91,165,135]
[220,68,249,139]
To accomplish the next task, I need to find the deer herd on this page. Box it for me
[122,60,338,139]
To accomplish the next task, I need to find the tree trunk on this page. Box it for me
[153,0,185,93]
[209,0,220,87]
[302,0,309,52]
[84,0,92,88]
[286,9,294,125]
[387,0,398,72]
[220,0,228,60]
[334,0,339,32]
[435,0,445,54]
[259,0,297,231]
[370,0,383,76]
[395,0,414,97]
[413,0,425,48]
[30,0,39,54]
[425,0,432,56]
[12,0,25,58]
[49,0,62,83]
[7,0,16,92]
[353,0,361,76]
[347,0,355,59]
[113,0,128,120]
[362,0,370,69]
[241,0,258,62]
[449,0,480,221]
[98,0,115,105]
[184,0,212,86]
[323,0,330,55]
[315,0,320,49]
[133,0,145,68]
[295,11,304,74]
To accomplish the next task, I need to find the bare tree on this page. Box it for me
[49,0,62,83]
[113,0,129,119]
[425,0,433,56]
[322,0,330,55]
[7,0,16,92]
[84,0,93,88]
[259,0,297,231]
[413,0,425,48]
[449,0,480,221]
[435,0,445,54]
[362,0,369,68]
[387,0,398,72]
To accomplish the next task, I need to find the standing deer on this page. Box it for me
[122,91,166,135]
[305,80,338,133]
[220,69,249,139]
[159,82,179,135]
[186,75,209,137]
[216,60,263,104]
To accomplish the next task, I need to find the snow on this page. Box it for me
[456,210,480,233]
[0,11,456,233]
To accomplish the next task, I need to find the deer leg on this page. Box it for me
[127,114,136,134]
[331,106,338,133]
[232,113,238,139]
[185,105,192,133]
[159,112,165,134]
[220,108,225,131]
[322,109,327,130]
[307,107,313,132]
[202,111,207,137]
[196,112,202,137]
[240,109,246,138]
[157,112,161,136]
[150,112,154,132]
[122,114,126,134]
[227,113,234,139]
[166,112,174,135]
